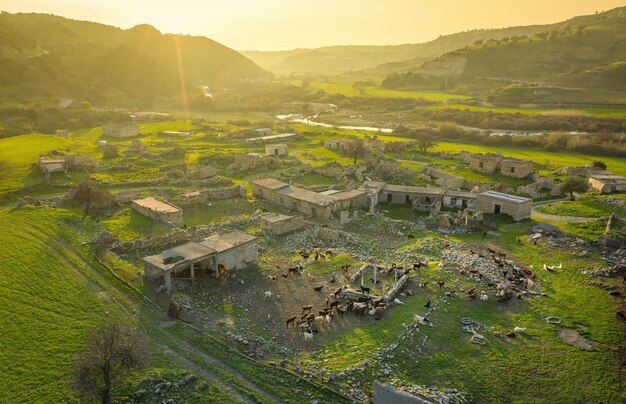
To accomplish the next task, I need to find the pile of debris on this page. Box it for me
[373,380,466,404]
[441,244,541,300]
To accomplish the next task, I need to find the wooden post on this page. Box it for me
[190,262,195,286]
[360,272,364,287]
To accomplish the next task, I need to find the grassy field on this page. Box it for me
[536,194,626,218]
[424,103,626,118]
[292,80,471,101]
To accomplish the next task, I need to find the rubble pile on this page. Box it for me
[384,380,467,404]
[441,244,541,300]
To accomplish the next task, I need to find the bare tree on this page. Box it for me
[415,133,437,153]
[73,320,149,404]
[352,81,368,95]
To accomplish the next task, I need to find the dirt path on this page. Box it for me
[155,328,281,403]
[530,210,602,223]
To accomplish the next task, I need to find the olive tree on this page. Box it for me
[559,176,589,201]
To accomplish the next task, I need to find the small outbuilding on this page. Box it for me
[102,122,139,138]
[260,213,305,235]
[131,197,183,226]
[476,191,531,221]
[265,143,288,156]
[39,157,67,175]
[587,170,626,193]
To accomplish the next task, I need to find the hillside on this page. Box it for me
[242,7,626,76]
[0,13,269,104]
[382,7,626,94]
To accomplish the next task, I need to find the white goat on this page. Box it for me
[480,292,488,301]
[304,331,313,341]
[393,298,404,305]
[513,327,527,333]
[264,291,272,299]
[415,315,428,325]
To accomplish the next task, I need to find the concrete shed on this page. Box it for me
[265,143,288,156]
[476,191,531,221]
[260,213,305,235]
[131,197,183,226]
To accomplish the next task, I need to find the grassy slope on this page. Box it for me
[0,207,130,401]
[537,194,626,218]
[424,103,626,118]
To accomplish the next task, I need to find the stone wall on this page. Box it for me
[372,381,431,404]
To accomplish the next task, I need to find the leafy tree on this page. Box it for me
[414,133,437,153]
[352,81,368,95]
[559,176,589,201]
[102,144,119,159]
[73,321,148,404]
[69,181,117,216]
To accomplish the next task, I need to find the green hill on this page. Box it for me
[242,7,626,76]
[382,7,626,95]
[0,12,269,103]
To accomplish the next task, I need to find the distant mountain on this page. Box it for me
[0,12,269,103]
[382,7,626,94]
[242,9,624,76]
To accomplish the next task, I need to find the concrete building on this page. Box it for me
[131,197,183,226]
[265,143,288,156]
[142,231,257,293]
[253,127,272,137]
[260,213,305,235]
[500,158,533,178]
[374,183,477,211]
[324,138,359,154]
[476,191,532,221]
[250,178,368,219]
[102,122,139,138]
[587,170,626,193]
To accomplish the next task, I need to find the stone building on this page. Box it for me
[102,122,139,138]
[265,143,288,156]
[39,157,67,175]
[260,213,305,235]
[131,197,183,226]
[142,231,257,293]
[587,170,626,193]
[250,178,368,219]
[476,191,531,221]
[373,183,477,211]
[468,153,533,178]
[468,154,501,173]
[55,129,69,138]
[246,132,298,143]
[500,158,533,178]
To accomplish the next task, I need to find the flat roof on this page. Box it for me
[142,242,214,271]
[383,184,443,195]
[260,212,296,223]
[199,231,257,253]
[327,189,367,200]
[266,143,287,148]
[40,158,66,164]
[246,133,298,142]
[132,197,181,214]
[250,178,290,190]
[479,190,531,204]
[279,186,336,205]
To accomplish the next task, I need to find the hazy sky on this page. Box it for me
[3,0,626,50]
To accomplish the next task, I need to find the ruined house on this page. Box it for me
[476,191,532,221]
[468,153,533,178]
[250,178,368,219]
[468,154,501,173]
[142,231,258,293]
[233,153,271,171]
[102,122,139,138]
[39,157,66,175]
[131,197,183,226]
[188,165,217,179]
[372,183,478,211]
[260,213,305,235]
[55,129,69,138]
[253,127,272,137]
[500,158,533,178]
[587,170,626,193]
[265,143,288,156]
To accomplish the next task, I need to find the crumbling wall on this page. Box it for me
[372,381,431,404]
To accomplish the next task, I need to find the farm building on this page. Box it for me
[324,138,359,154]
[260,213,305,235]
[54,129,69,138]
[468,154,501,173]
[500,159,533,178]
[265,144,288,156]
[250,178,368,219]
[131,197,183,226]
[468,153,533,178]
[246,132,298,143]
[102,122,139,138]
[476,191,532,221]
[372,183,477,210]
[253,127,272,137]
[39,157,66,175]
[587,170,626,193]
[142,231,258,293]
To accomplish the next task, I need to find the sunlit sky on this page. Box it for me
[3,0,626,50]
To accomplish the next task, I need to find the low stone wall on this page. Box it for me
[204,185,246,200]
[373,381,431,404]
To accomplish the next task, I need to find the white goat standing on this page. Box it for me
[264,291,272,299]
